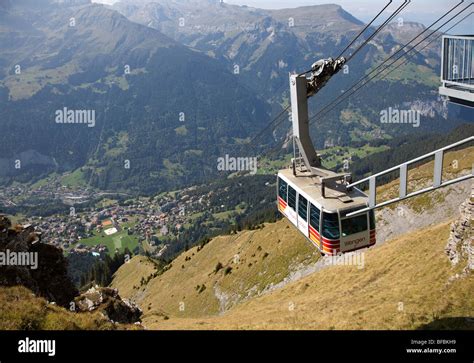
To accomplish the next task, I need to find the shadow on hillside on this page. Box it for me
[416,317,474,330]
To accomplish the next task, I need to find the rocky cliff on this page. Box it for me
[446,183,474,282]
[0,215,78,307]
[0,215,142,327]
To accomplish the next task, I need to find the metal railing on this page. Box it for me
[345,136,474,217]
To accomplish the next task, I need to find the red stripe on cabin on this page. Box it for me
[309,230,319,239]
[370,229,376,244]
[323,237,339,243]
[308,225,320,237]
[323,246,340,254]
[309,232,320,243]
[278,197,287,208]
[322,240,340,248]
[309,234,321,247]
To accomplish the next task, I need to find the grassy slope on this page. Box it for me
[110,256,158,299]
[112,220,320,319]
[140,220,474,330]
[0,286,136,330]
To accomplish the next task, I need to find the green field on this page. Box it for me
[257,143,389,174]
[61,168,87,187]
[78,228,139,256]
[320,144,390,170]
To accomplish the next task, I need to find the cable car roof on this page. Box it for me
[278,168,368,213]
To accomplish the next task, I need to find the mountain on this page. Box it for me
[111,147,474,329]
[0,0,270,192]
[0,0,470,195]
[113,0,465,150]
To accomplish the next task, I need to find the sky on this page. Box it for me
[92,0,473,34]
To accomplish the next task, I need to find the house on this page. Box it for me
[101,219,113,228]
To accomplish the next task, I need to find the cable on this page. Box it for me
[228,105,290,158]
[336,0,394,59]
[239,1,470,167]
[371,11,474,87]
[313,1,473,124]
[345,0,411,63]
[308,0,468,126]
[259,7,473,164]
[311,0,466,123]
[297,0,398,76]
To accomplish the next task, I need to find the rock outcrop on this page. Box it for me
[445,183,474,282]
[0,215,142,325]
[74,286,142,324]
[0,215,78,307]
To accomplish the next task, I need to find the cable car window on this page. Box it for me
[322,212,340,240]
[341,214,368,237]
[310,204,320,232]
[298,195,307,221]
[369,210,375,230]
[288,186,296,210]
[278,178,288,202]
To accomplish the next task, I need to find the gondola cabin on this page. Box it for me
[277,168,375,255]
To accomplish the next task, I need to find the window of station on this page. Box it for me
[288,186,296,210]
[322,212,340,240]
[298,195,308,221]
[341,214,368,237]
[278,178,288,202]
[309,204,320,232]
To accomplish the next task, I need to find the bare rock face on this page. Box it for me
[445,183,474,282]
[0,215,78,307]
[0,215,141,325]
[74,286,142,324]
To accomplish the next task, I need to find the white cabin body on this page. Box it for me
[277,168,376,255]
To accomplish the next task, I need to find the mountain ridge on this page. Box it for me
[0,0,271,193]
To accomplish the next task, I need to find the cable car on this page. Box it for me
[277,168,376,255]
[277,59,376,256]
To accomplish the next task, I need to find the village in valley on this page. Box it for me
[0,178,229,260]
